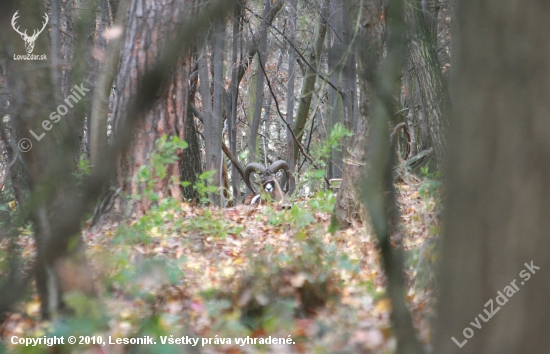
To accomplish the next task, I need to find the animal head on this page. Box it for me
[244,160,291,202]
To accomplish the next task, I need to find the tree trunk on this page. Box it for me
[434,1,550,352]
[293,1,328,164]
[333,0,384,228]
[249,0,271,163]
[327,0,344,180]
[112,0,193,217]
[181,76,203,201]
[284,0,298,195]
[89,0,131,166]
[229,2,243,202]
[4,0,94,318]
[402,60,417,157]
[341,1,357,136]
[405,0,450,168]
[211,17,226,206]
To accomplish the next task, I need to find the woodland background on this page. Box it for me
[0,0,549,353]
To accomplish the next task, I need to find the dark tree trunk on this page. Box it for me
[181,106,203,201]
[434,1,550,352]
[112,0,193,217]
[405,0,450,168]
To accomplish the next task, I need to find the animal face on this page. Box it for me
[264,181,274,194]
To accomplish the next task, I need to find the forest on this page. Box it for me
[0,0,549,353]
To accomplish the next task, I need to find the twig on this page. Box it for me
[256,53,330,188]
[243,5,346,99]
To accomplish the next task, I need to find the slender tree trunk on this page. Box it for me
[354,0,425,350]
[293,1,328,164]
[229,2,242,202]
[89,0,131,166]
[333,0,382,228]
[71,0,98,158]
[327,0,344,180]
[197,38,215,202]
[284,0,298,195]
[341,1,357,137]
[249,0,271,163]
[434,1,550,352]
[49,0,63,105]
[180,106,203,201]
[212,17,226,206]
[236,0,284,86]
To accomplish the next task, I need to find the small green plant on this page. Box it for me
[184,208,243,239]
[182,170,218,205]
[135,136,188,202]
[116,136,189,243]
[298,123,352,193]
[74,153,92,183]
[264,192,336,240]
[308,190,336,213]
[419,166,441,200]
[311,123,353,162]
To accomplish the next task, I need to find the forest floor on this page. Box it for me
[0,177,441,354]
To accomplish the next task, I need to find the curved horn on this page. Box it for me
[244,163,266,194]
[268,160,291,191]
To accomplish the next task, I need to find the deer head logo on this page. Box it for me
[11,11,49,54]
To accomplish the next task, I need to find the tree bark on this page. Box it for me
[333,0,384,228]
[434,1,550,352]
[293,1,328,164]
[284,0,298,195]
[405,0,450,168]
[181,90,203,201]
[212,17,226,205]
[249,0,271,163]
[327,0,344,180]
[112,0,193,216]
[229,2,243,202]
[402,60,417,157]
[89,0,131,166]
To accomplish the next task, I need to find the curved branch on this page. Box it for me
[189,103,251,191]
